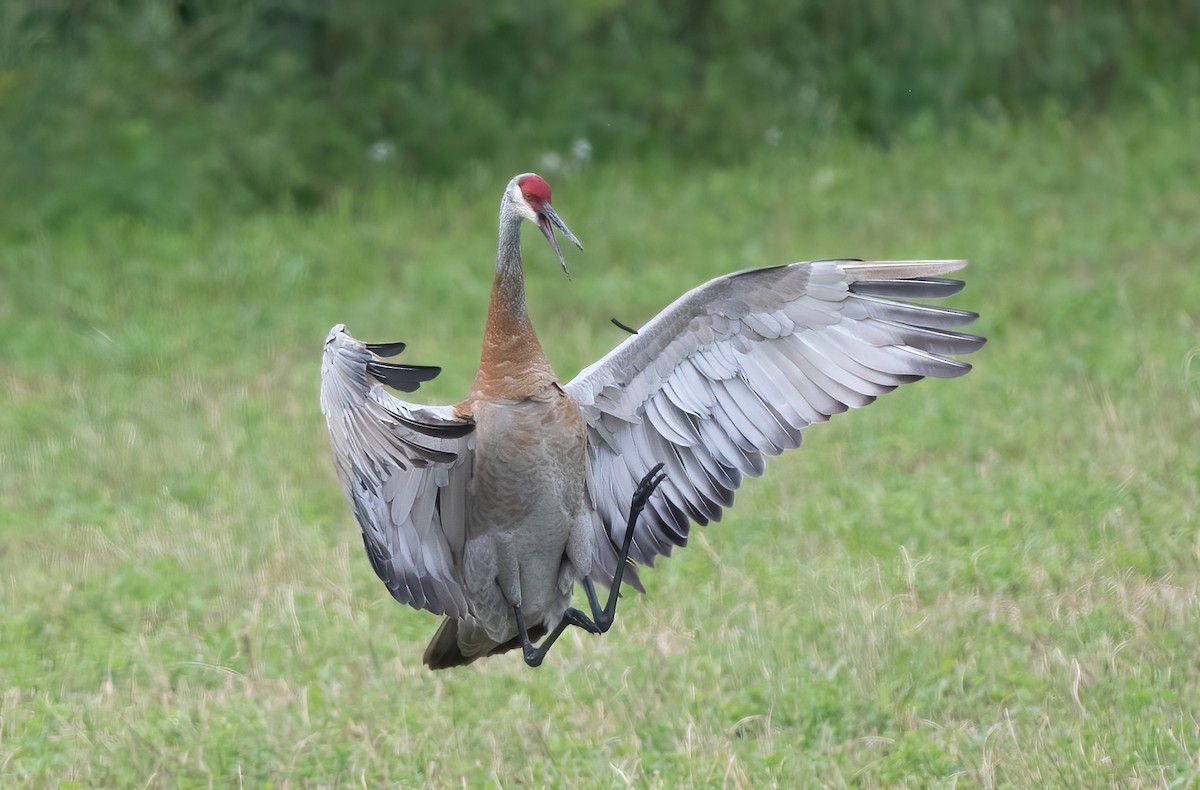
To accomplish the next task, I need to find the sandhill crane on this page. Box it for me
[320,173,984,669]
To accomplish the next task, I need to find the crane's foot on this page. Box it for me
[513,606,600,668]
[582,463,667,632]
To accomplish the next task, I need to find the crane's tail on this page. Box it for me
[423,618,472,669]
[422,617,548,670]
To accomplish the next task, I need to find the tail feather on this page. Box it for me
[422,617,548,671]
[423,618,472,669]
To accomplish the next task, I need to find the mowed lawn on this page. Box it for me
[2,107,1198,787]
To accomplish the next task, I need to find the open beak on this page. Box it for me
[537,203,583,275]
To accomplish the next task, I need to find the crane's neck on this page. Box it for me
[468,212,558,400]
[493,214,529,317]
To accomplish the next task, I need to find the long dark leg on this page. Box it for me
[510,464,666,667]
[582,463,667,632]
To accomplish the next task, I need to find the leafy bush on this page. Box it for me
[1,0,1197,228]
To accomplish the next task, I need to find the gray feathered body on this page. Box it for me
[445,390,593,661]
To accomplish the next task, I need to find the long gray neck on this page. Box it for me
[495,200,526,316]
[468,184,555,397]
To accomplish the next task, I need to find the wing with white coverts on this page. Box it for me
[320,324,476,616]
[564,260,985,588]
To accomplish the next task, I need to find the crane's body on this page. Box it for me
[320,173,985,669]
[434,390,590,664]
[425,184,596,666]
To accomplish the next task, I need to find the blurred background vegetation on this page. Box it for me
[2,0,1197,231]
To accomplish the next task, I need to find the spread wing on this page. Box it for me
[320,324,475,616]
[564,260,985,587]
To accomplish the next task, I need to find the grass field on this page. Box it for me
[2,105,1199,787]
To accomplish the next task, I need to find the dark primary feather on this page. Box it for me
[380,404,476,439]
[367,361,442,393]
[850,276,964,299]
[365,340,408,357]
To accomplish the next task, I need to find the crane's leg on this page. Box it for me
[582,463,667,632]
[514,605,600,668]
[512,463,665,667]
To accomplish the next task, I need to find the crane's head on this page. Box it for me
[507,173,583,274]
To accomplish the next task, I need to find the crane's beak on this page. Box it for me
[537,203,583,275]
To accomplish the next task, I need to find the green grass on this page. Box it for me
[3,105,1199,787]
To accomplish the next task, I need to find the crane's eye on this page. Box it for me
[522,192,534,203]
